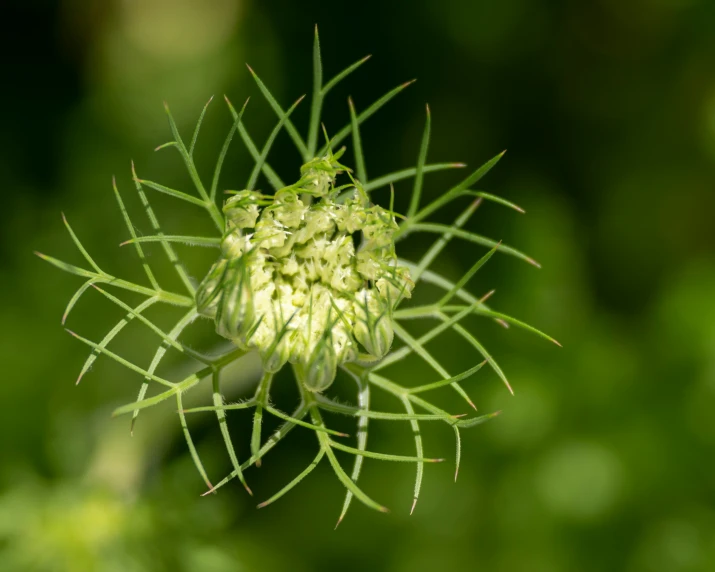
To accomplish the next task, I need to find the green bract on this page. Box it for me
[38,26,559,524]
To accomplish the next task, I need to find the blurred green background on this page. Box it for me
[2,0,715,570]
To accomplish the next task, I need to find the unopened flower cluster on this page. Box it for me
[196,153,414,392]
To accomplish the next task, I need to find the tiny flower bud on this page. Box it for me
[335,198,368,234]
[272,189,306,228]
[216,260,256,345]
[224,191,261,229]
[376,266,414,302]
[221,231,245,259]
[195,259,227,318]
[353,290,394,358]
[261,328,293,373]
[299,339,338,393]
[254,216,287,249]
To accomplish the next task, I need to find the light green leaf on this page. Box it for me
[407,104,430,219]
[247,65,308,158]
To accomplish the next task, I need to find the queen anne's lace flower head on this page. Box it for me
[39,29,559,521]
[196,151,414,392]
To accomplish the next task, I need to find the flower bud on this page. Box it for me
[273,189,306,228]
[223,191,261,229]
[195,259,227,318]
[259,306,296,373]
[353,290,394,358]
[334,198,367,234]
[261,329,292,373]
[299,154,346,197]
[216,259,256,345]
[293,208,335,244]
[221,230,245,259]
[362,207,397,250]
[299,340,338,393]
[198,154,412,379]
[254,216,287,249]
[376,266,414,302]
[356,250,382,280]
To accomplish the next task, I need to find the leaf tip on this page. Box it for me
[201,486,217,497]
[470,197,483,210]
[527,257,542,268]
[505,379,515,396]
[480,289,496,303]
[410,498,418,515]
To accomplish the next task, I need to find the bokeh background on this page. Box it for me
[3,0,715,570]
